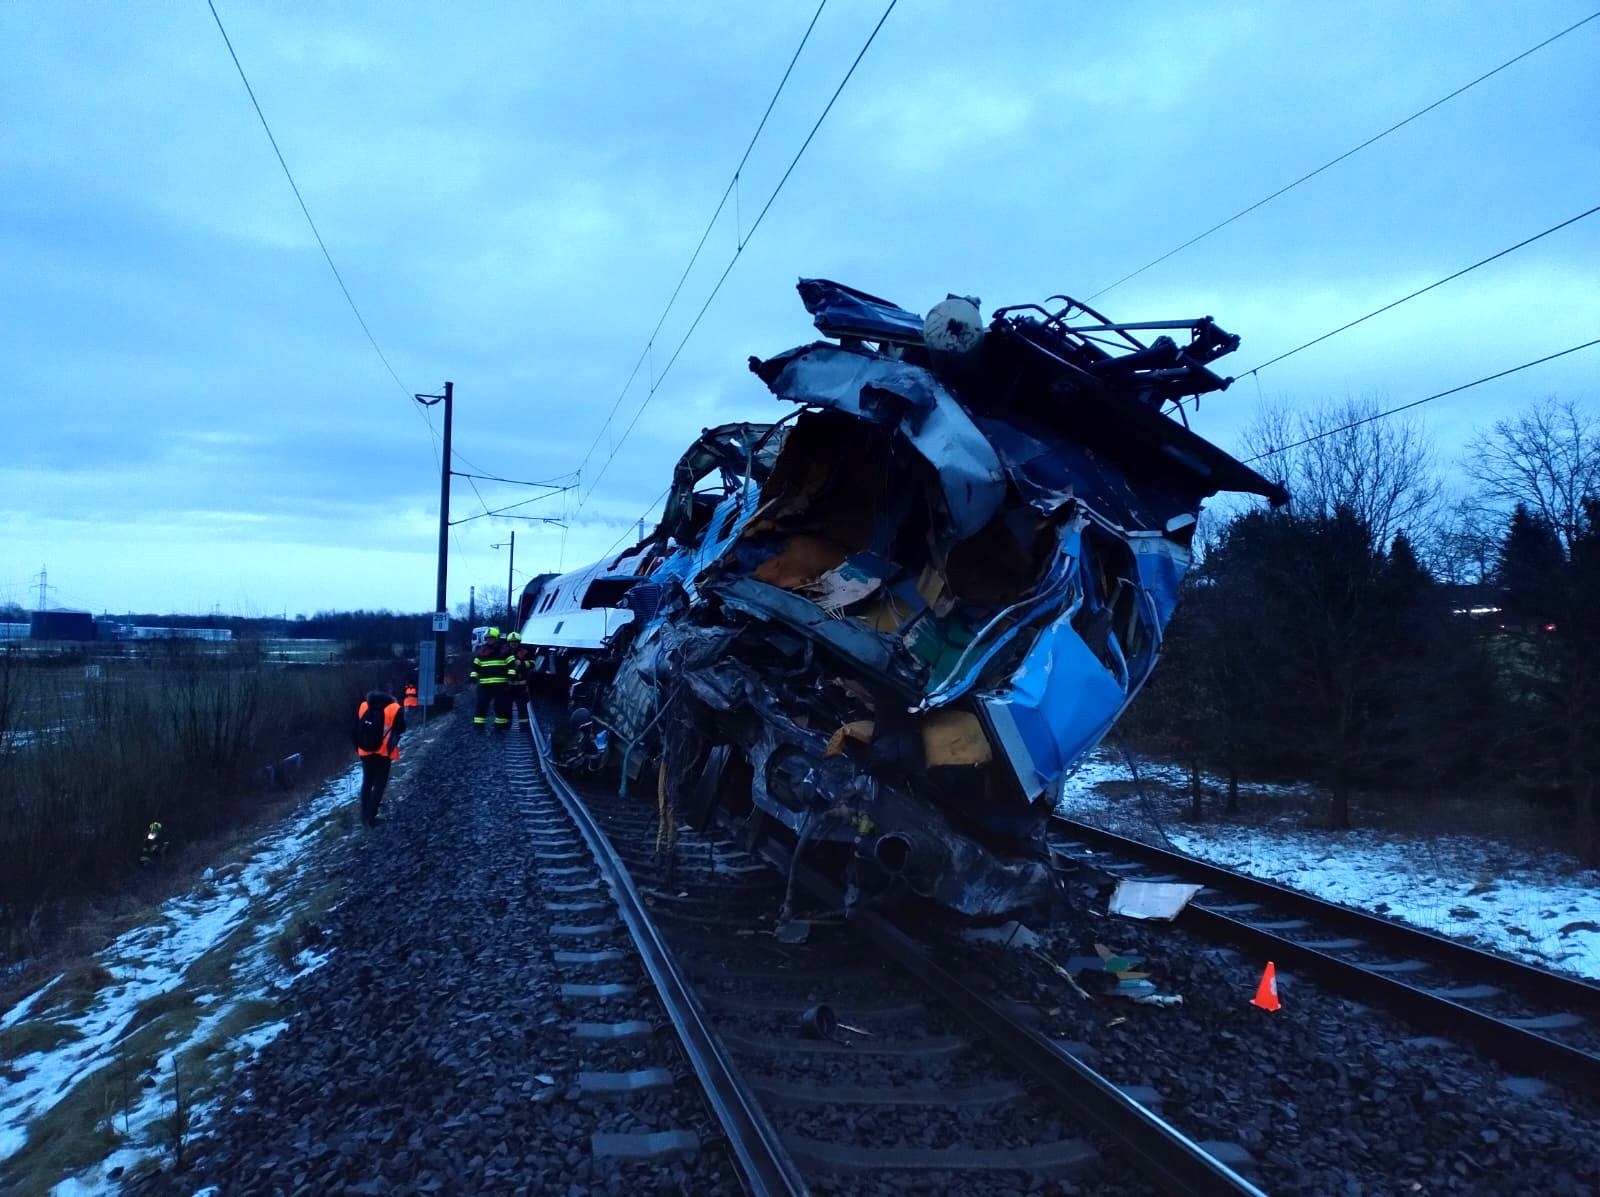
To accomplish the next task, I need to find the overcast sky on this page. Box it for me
[3,1,1596,617]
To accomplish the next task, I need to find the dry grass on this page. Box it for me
[0,1018,83,1064]
[0,981,207,1194]
[40,960,116,1019]
[0,946,295,1192]
[0,650,382,967]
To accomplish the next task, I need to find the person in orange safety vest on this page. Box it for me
[403,683,420,710]
[352,690,405,828]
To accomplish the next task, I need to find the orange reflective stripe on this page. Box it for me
[381,702,400,760]
[357,701,403,760]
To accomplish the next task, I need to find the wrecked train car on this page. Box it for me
[521,280,1286,916]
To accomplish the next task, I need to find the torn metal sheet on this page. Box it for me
[750,341,1006,539]
[1108,880,1204,922]
[515,279,1285,917]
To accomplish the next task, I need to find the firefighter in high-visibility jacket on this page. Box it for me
[506,632,532,731]
[470,627,516,732]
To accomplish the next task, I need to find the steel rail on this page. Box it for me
[1055,817,1600,1096]
[754,841,1268,1197]
[528,720,809,1196]
[1053,816,1600,1010]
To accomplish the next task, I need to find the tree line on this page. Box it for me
[1126,395,1600,866]
[0,606,434,648]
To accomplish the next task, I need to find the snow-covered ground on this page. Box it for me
[0,763,363,1193]
[1060,749,1600,982]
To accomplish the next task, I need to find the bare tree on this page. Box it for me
[450,584,512,628]
[1244,393,1445,551]
[1464,395,1600,557]
[1429,496,1504,587]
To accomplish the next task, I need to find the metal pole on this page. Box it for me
[433,381,453,685]
[506,529,515,628]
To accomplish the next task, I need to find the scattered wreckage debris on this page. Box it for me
[1108,880,1203,922]
[962,920,1044,950]
[1061,943,1184,1007]
[520,279,1286,917]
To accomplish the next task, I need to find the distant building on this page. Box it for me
[0,622,29,641]
[104,624,233,642]
[30,610,96,641]
[133,625,232,642]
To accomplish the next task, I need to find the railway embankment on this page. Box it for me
[7,710,1598,1194]
[0,651,398,980]
[111,713,736,1197]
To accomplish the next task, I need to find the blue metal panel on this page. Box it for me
[982,613,1128,799]
[1131,539,1187,630]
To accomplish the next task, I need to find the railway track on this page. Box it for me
[504,726,801,1191]
[523,713,1264,1196]
[1052,815,1600,1099]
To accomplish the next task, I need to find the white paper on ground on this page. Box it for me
[1109,880,1202,921]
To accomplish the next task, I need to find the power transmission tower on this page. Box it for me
[32,566,54,612]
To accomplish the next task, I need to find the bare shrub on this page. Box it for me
[0,651,373,959]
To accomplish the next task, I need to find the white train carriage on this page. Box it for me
[515,546,659,679]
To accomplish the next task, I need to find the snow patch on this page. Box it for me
[1062,748,1600,981]
[0,977,60,1031]
[0,762,361,1187]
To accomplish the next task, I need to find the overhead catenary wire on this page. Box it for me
[581,0,899,506]
[417,402,467,563]
[1240,203,1600,378]
[452,445,567,484]
[458,464,576,538]
[207,0,416,408]
[207,0,459,565]
[1088,9,1600,302]
[1244,338,1600,464]
[465,474,495,526]
[207,0,460,579]
[594,485,674,561]
[450,469,578,490]
[451,486,576,526]
[572,0,831,490]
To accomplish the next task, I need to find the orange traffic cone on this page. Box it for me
[1251,961,1280,1011]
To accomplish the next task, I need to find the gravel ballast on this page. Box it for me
[131,710,1600,1195]
[944,864,1600,1196]
[134,717,741,1196]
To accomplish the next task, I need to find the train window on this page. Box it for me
[584,576,646,609]
[553,621,564,634]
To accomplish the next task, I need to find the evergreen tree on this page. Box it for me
[1554,499,1600,864]
[1381,528,1501,789]
[1385,530,1429,589]
[1496,503,1565,626]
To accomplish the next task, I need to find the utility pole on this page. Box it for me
[492,530,516,629]
[415,381,453,685]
